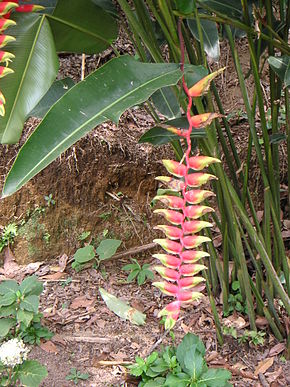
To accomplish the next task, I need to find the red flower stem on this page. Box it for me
[176,18,194,297]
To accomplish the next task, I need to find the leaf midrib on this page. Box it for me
[15,64,181,188]
[47,14,112,45]
[2,15,46,142]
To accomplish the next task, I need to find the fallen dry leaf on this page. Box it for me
[41,272,66,280]
[70,296,95,310]
[50,254,69,273]
[223,315,247,329]
[254,357,274,376]
[1,248,20,278]
[265,366,282,383]
[206,351,219,362]
[269,343,286,357]
[40,340,59,354]
[255,316,269,328]
[22,261,44,275]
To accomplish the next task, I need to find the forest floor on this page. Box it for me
[0,27,289,387]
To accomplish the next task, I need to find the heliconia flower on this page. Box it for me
[182,235,211,249]
[162,159,186,177]
[154,266,180,281]
[0,2,18,16]
[0,35,16,48]
[183,220,213,234]
[179,276,205,289]
[15,4,44,12]
[153,281,179,296]
[177,290,203,302]
[158,301,181,330]
[188,156,220,170]
[153,238,182,254]
[155,176,185,191]
[153,195,184,209]
[153,209,184,225]
[0,18,16,32]
[154,225,183,240]
[152,254,181,269]
[184,205,214,219]
[0,66,14,78]
[187,173,217,187]
[180,250,210,263]
[0,91,6,104]
[190,113,221,129]
[0,100,5,116]
[0,51,15,64]
[179,264,207,276]
[188,67,226,97]
[184,189,215,204]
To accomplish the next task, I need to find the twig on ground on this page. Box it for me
[61,335,112,343]
[258,373,270,387]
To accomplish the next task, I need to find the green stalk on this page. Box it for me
[263,307,284,341]
[157,0,179,44]
[117,0,163,62]
[204,271,224,346]
[194,3,290,54]
[228,182,290,315]
[222,225,229,315]
[146,0,180,62]
[286,89,290,207]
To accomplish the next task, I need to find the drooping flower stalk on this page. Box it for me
[0,0,43,116]
[152,19,224,330]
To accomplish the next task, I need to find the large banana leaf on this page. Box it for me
[2,56,184,197]
[187,18,219,61]
[48,0,118,53]
[0,14,59,144]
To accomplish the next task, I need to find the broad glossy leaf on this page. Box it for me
[2,56,183,197]
[29,78,75,118]
[175,0,194,15]
[268,55,290,87]
[19,275,43,296]
[0,14,58,144]
[20,295,39,313]
[74,245,95,263]
[99,288,146,325]
[48,0,118,54]
[18,360,48,387]
[91,0,118,17]
[0,279,18,294]
[187,18,220,61]
[96,239,122,261]
[198,0,243,18]
[139,117,206,145]
[151,87,181,119]
[176,333,206,373]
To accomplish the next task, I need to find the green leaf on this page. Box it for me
[99,288,146,325]
[268,55,290,87]
[137,271,146,285]
[151,87,181,119]
[144,377,166,386]
[0,279,18,295]
[187,18,220,61]
[91,0,118,17]
[175,0,194,15]
[0,292,17,307]
[20,295,39,314]
[198,0,243,19]
[18,360,48,387]
[165,373,189,386]
[2,56,183,197]
[176,333,206,372]
[74,245,95,263]
[199,368,232,386]
[17,309,34,327]
[139,117,206,146]
[0,304,16,317]
[29,78,75,118]
[0,318,16,337]
[127,270,139,282]
[183,349,205,378]
[122,263,138,271]
[48,0,118,54]
[96,239,122,261]
[0,14,59,144]
[19,275,43,296]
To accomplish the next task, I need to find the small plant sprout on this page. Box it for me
[238,330,266,346]
[122,259,154,285]
[128,333,231,386]
[0,222,18,252]
[44,193,55,207]
[65,368,90,385]
[78,230,91,241]
[152,29,224,329]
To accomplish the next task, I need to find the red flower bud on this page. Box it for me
[15,4,44,12]
[0,65,14,78]
[0,2,18,16]
[0,35,16,48]
[0,18,16,32]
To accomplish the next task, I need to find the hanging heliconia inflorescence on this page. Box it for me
[152,22,225,330]
[0,1,44,116]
